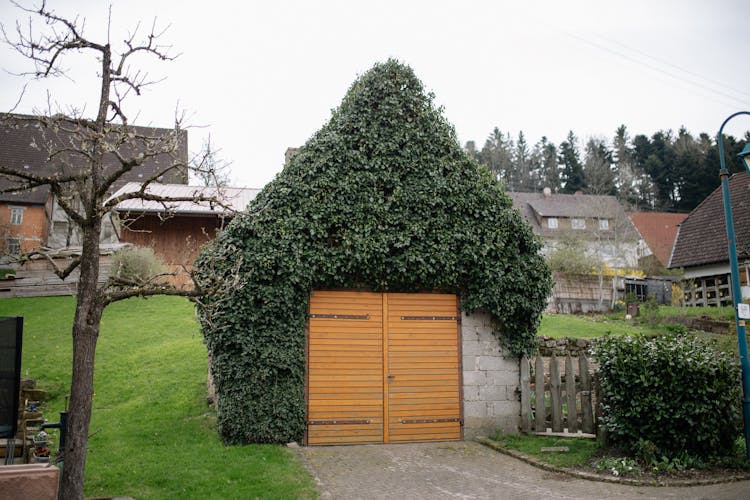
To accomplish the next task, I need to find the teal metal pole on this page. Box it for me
[717,110,750,458]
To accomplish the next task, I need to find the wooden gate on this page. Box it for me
[306,291,461,445]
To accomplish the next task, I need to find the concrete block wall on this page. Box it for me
[461,310,520,438]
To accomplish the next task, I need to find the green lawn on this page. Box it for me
[0,295,316,499]
[538,313,644,338]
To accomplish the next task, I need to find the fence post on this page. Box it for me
[579,355,594,434]
[520,356,531,433]
[566,354,577,433]
[534,356,545,432]
[550,354,563,432]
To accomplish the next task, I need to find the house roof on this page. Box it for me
[0,113,188,205]
[110,182,260,215]
[627,211,687,266]
[507,191,635,238]
[669,171,750,269]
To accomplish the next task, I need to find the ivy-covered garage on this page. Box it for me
[195,60,551,445]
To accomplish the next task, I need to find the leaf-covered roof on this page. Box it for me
[195,60,551,444]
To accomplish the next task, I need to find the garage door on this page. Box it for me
[306,290,462,445]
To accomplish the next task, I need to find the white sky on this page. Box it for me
[1,0,748,188]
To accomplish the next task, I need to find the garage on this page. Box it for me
[306,290,462,445]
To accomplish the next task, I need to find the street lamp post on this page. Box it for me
[717,111,750,458]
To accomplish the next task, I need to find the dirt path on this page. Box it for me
[297,441,749,499]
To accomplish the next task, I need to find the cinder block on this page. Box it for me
[462,370,486,387]
[479,385,506,402]
[489,400,519,418]
[463,401,488,418]
[463,355,477,371]
[461,338,483,355]
[491,370,520,387]
[477,356,506,371]
[462,385,481,401]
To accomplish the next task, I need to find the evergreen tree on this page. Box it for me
[479,127,514,184]
[539,137,561,192]
[612,125,639,209]
[583,136,615,195]
[513,131,533,191]
[559,131,585,193]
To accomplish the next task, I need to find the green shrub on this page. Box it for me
[110,246,166,284]
[595,334,741,459]
[195,60,551,444]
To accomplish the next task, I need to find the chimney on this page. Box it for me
[284,147,299,166]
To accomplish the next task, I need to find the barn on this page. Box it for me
[196,60,550,446]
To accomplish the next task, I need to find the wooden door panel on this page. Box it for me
[307,291,384,445]
[386,293,461,443]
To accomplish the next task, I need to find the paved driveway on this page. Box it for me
[296,441,749,499]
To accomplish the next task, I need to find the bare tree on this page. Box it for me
[0,3,228,497]
[190,134,232,187]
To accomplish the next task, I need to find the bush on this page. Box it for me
[595,334,741,459]
[111,246,166,284]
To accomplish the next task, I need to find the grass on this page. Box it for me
[538,313,645,338]
[489,433,599,468]
[539,305,737,340]
[0,295,316,499]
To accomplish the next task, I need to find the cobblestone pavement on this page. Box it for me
[296,441,750,500]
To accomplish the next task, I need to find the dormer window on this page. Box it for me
[599,219,609,230]
[572,218,585,230]
[547,217,558,229]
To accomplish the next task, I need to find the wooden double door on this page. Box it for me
[306,290,462,445]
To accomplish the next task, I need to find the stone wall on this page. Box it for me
[536,335,595,357]
[461,310,520,438]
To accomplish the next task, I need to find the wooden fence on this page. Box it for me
[520,354,596,437]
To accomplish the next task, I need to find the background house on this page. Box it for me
[0,113,188,255]
[509,189,640,270]
[669,171,750,306]
[111,183,259,281]
[627,211,687,277]
[509,189,640,312]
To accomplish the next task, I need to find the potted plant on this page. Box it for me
[33,430,48,448]
[32,446,51,463]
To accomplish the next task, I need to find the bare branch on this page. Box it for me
[26,250,81,280]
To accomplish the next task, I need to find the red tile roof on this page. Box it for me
[669,171,750,268]
[627,212,687,266]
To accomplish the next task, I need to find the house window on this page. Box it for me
[598,219,609,230]
[6,238,20,256]
[10,207,23,225]
[571,218,586,230]
[547,217,558,229]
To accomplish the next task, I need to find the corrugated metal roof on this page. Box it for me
[109,182,259,215]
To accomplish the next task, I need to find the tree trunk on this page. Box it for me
[59,221,103,500]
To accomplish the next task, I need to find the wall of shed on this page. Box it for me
[118,214,225,266]
[461,310,520,438]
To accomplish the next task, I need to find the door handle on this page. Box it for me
[387,374,395,383]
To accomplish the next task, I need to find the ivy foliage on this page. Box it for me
[195,60,551,444]
[595,334,741,458]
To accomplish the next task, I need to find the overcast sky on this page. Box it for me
[1,0,748,188]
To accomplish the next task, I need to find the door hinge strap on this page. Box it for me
[400,316,458,321]
[399,418,461,424]
[308,314,370,320]
[307,419,371,425]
